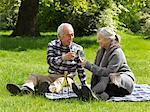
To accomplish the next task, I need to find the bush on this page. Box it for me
[0,0,20,30]
[140,16,150,38]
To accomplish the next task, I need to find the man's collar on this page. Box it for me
[57,39,72,48]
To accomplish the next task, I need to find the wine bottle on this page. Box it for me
[62,71,69,94]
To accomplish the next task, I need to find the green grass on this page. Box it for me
[0,31,150,112]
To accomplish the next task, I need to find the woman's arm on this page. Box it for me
[84,50,122,77]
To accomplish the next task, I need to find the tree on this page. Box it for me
[10,0,40,37]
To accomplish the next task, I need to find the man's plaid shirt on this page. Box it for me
[47,39,86,84]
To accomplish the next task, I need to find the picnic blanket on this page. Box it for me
[45,87,77,100]
[45,84,150,101]
[108,84,150,102]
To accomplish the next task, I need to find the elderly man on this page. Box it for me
[6,23,86,95]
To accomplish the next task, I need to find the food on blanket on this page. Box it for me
[49,84,57,93]
[49,77,64,93]
[49,72,73,93]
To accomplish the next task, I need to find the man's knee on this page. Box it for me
[25,74,40,85]
[28,74,39,80]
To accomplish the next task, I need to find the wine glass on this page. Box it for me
[77,50,85,62]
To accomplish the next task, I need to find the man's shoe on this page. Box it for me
[72,83,82,99]
[21,86,34,94]
[6,84,21,95]
[37,81,50,95]
[81,85,98,101]
[6,84,34,95]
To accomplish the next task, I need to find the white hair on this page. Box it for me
[98,27,116,39]
[57,23,74,38]
[97,27,120,42]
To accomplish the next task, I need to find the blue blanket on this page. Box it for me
[108,84,150,101]
[45,84,150,101]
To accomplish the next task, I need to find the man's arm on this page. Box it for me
[77,65,86,85]
[47,43,63,66]
[47,42,76,66]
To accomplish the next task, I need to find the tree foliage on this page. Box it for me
[0,0,20,29]
[0,0,150,36]
[38,0,96,36]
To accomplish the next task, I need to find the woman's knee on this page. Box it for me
[120,74,134,94]
[92,77,109,93]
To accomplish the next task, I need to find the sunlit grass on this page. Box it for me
[0,31,150,112]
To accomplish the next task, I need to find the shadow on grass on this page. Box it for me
[0,34,98,51]
[0,34,56,51]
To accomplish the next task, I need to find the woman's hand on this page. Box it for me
[79,58,87,67]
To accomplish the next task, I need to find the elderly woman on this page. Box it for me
[72,27,135,100]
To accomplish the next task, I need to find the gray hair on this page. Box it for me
[57,23,74,38]
[98,27,120,42]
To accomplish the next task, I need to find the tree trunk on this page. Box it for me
[10,0,40,37]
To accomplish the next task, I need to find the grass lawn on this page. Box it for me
[0,31,150,112]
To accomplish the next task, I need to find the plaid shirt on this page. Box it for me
[47,39,86,84]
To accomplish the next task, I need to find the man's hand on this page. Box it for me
[62,52,76,61]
